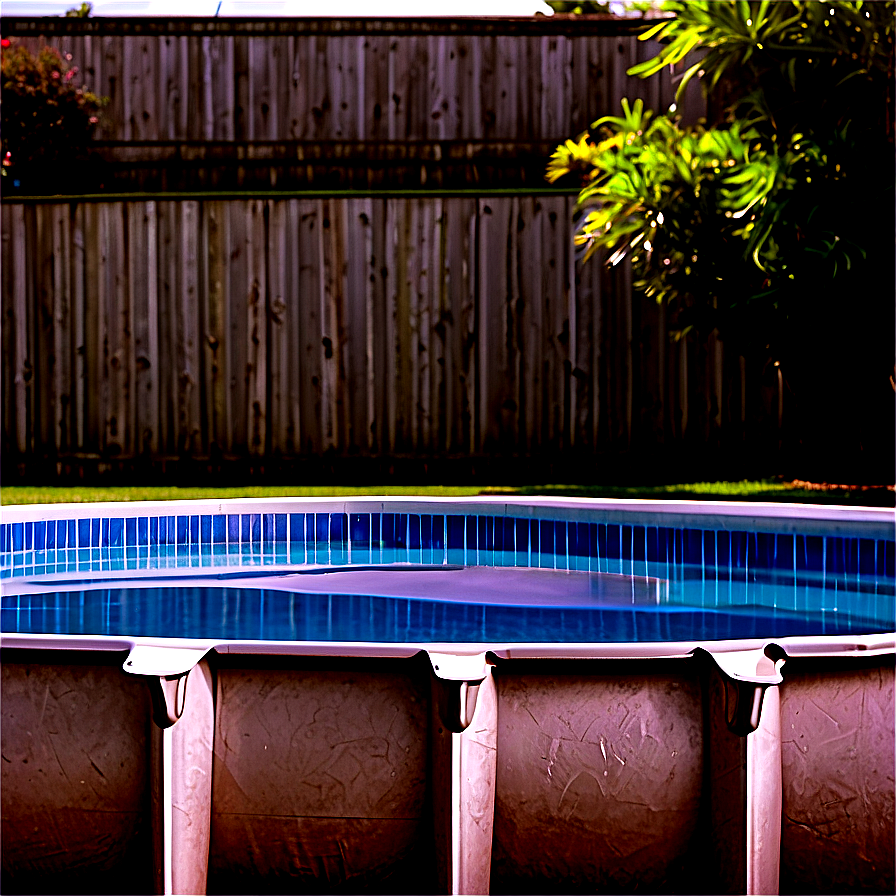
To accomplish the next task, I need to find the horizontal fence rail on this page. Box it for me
[1,196,776,479]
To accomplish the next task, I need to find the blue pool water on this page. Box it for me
[2,508,894,643]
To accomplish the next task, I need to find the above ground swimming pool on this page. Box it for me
[1,497,893,896]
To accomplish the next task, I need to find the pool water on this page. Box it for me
[2,507,893,644]
[2,552,892,644]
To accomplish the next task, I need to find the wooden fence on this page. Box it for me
[2,195,774,479]
[2,16,702,191]
[2,18,788,481]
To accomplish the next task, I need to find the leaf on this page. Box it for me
[638,19,674,42]
[675,59,706,103]
[627,56,669,79]
[723,167,762,185]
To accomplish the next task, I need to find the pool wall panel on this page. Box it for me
[208,659,435,893]
[779,656,895,895]
[490,664,705,893]
[0,651,154,895]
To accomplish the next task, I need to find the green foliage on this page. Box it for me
[548,100,770,311]
[64,2,93,16]
[549,1,894,351]
[1,40,106,182]
[631,0,894,134]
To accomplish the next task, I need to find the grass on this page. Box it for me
[482,480,895,505]
[2,479,892,506]
[0,485,484,505]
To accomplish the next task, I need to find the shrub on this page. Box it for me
[548,1,894,351]
[1,40,107,184]
[549,1,895,472]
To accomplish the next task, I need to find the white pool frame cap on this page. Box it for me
[123,643,217,677]
[1,494,893,531]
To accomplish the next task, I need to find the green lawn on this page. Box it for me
[2,480,892,506]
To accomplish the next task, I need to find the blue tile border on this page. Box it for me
[1,508,894,587]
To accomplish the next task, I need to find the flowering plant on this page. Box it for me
[1,40,107,182]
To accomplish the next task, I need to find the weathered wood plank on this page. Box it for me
[156,201,175,454]
[202,201,227,456]
[5,205,30,455]
[494,36,519,141]
[518,196,541,453]
[266,200,289,455]
[360,198,376,452]
[1,205,14,453]
[173,201,200,457]
[131,200,159,457]
[318,199,338,452]
[127,203,145,453]
[396,199,416,450]
[200,36,216,141]
[309,35,331,142]
[386,33,405,142]
[101,35,124,143]
[233,34,250,142]
[416,198,433,452]
[92,203,111,455]
[21,205,37,457]
[129,36,157,141]
[370,197,390,454]
[457,34,482,141]
[71,204,88,451]
[32,207,53,455]
[479,35,498,143]
[287,35,309,140]
[477,197,515,453]
[244,200,267,456]
[343,197,374,452]
[280,199,301,455]
[361,34,386,145]
[296,199,323,455]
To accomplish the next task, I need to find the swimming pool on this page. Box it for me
[2,497,893,895]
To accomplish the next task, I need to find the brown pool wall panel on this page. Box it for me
[207,658,434,894]
[779,656,895,895]
[0,650,154,895]
[490,663,705,893]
